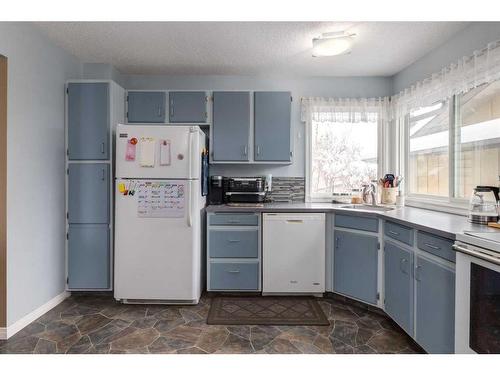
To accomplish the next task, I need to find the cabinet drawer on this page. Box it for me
[209,262,260,291]
[335,214,378,232]
[384,221,414,246]
[417,231,455,262]
[209,229,259,258]
[208,213,259,226]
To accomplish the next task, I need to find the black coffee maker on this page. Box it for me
[208,176,226,205]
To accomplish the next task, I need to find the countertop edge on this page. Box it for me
[205,204,497,240]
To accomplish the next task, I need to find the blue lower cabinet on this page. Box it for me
[385,221,414,246]
[384,241,414,335]
[207,212,261,291]
[208,213,259,226]
[209,229,259,258]
[415,255,455,353]
[68,224,110,289]
[209,262,259,291]
[334,230,378,304]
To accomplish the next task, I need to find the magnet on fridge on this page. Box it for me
[125,138,137,161]
[118,182,126,193]
[160,139,171,166]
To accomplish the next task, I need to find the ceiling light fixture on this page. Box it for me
[312,31,356,57]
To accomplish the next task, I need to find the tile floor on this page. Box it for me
[0,293,424,354]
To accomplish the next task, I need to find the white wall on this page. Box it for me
[393,22,500,93]
[83,63,126,88]
[124,74,393,177]
[0,23,82,326]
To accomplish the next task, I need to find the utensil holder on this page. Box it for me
[381,187,398,205]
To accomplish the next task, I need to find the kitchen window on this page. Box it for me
[407,101,450,198]
[306,114,380,201]
[403,80,500,210]
[455,81,500,200]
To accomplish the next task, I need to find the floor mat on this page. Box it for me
[207,296,329,326]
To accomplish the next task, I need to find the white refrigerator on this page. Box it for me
[114,124,206,304]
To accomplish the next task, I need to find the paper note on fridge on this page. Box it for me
[159,139,171,166]
[139,137,155,167]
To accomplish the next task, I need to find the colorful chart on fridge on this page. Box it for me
[137,181,185,218]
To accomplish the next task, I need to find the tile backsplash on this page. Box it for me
[268,177,305,203]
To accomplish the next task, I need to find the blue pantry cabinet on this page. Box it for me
[68,164,109,224]
[415,255,455,353]
[384,241,414,335]
[66,80,124,291]
[67,82,109,160]
[68,225,110,289]
[334,229,379,304]
[212,91,251,161]
[127,91,166,123]
[254,91,292,162]
[169,91,208,123]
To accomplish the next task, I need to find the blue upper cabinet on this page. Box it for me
[169,91,207,123]
[384,241,414,335]
[68,163,110,224]
[67,82,109,160]
[334,229,378,304]
[127,91,166,123]
[254,91,292,162]
[415,255,455,353]
[212,91,250,161]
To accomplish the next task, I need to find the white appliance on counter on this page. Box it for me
[114,124,206,304]
[454,231,500,354]
[262,213,325,295]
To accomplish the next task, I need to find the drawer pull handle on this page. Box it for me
[227,239,241,243]
[227,220,240,224]
[424,243,440,250]
[227,270,240,274]
[389,230,400,236]
[286,219,304,223]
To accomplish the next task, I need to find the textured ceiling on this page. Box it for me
[35,22,470,77]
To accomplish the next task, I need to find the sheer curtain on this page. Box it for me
[300,97,391,123]
[393,40,500,117]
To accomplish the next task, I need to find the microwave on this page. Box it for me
[454,234,500,354]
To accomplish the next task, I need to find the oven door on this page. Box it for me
[455,243,500,354]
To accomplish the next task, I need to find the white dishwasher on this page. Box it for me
[263,213,325,295]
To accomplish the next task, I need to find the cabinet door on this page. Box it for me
[169,91,207,123]
[127,91,166,123]
[334,230,378,304]
[415,256,455,353]
[68,224,110,289]
[384,241,414,335]
[212,91,250,161]
[68,163,109,224]
[67,82,109,160]
[254,91,291,162]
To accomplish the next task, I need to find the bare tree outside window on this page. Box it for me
[311,118,378,197]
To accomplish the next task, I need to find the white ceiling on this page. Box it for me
[35,22,470,77]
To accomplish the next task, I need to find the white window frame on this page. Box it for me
[401,96,470,215]
[305,113,386,203]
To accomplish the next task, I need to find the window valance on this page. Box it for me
[300,97,391,123]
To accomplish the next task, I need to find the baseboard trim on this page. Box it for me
[0,291,70,340]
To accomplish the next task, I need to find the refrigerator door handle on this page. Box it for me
[188,130,194,179]
[187,184,192,227]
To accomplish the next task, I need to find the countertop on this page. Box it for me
[206,203,499,240]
